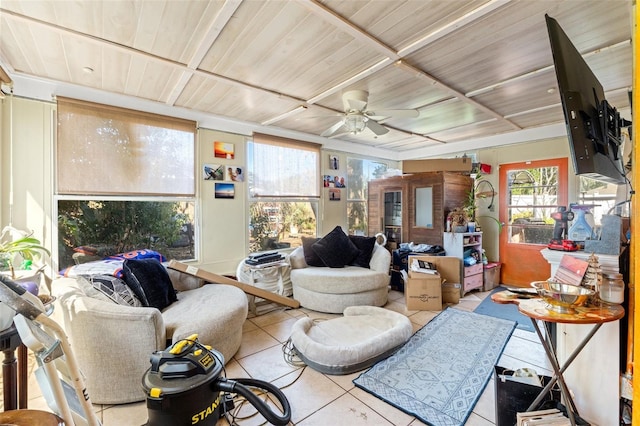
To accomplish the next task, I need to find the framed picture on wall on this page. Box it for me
[328,188,341,201]
[214,141,235,159]
[225,166,244,182]
[203,164,224,181]
[215,183,235,199]
[329,155,339,170]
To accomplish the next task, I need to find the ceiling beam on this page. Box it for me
[299,0,514,111]
[465,39,631,98]
[166,0,243,105]
[0,7,311,107]
[395,60,521,131]
[295,0,399,61]
[398,0,513,56]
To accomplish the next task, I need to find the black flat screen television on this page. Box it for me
[545,14,629,185]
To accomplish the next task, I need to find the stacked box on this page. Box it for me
[405,270,442,311]
[442,282,461,304]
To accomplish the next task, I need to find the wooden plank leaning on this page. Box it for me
[167,260,300,309]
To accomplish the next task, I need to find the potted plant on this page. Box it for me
[463,186,477,232]
[0,227,50,280]
[448,208,468,233]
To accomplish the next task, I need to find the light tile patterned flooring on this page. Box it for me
[6,288,551,425]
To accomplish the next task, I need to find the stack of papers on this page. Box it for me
[410,259,438,275]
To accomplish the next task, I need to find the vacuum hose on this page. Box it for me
[214,377,291,425]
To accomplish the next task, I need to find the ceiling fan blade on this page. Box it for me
[366,109,420,118]
[366,119,389,136]
[321,120,346,137]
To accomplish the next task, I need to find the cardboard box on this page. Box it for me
[406,271,442,311]
[410,255,461,285]
[402,158,474,174]
[442,282,461,304]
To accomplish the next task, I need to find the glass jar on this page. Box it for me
[599,273,625,304]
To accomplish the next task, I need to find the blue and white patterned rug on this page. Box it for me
[353,308,515,426]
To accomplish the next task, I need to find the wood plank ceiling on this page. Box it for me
[0,0,633,157]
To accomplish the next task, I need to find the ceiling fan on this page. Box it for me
[320,90,420,137]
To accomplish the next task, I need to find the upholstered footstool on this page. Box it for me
[289,306,413,374]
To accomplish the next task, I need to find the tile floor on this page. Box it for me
[7,288,552,425]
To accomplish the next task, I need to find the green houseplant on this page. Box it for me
[447,207,468,233]
[0,227,50,279]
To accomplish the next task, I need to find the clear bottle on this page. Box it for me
[599,272,625,304]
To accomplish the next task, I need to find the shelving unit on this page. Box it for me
[443,232,483,295]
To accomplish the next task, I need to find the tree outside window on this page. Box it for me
[248,135,319,253]
[347,158,388,235]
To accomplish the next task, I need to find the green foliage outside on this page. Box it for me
[347,158,388,235]
[57,200,193,269]
[249,201,316,253]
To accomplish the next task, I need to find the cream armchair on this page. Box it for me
[51,269,248,404]
[289,242,391,313]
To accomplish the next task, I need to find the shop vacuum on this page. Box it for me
[142,334,291,426]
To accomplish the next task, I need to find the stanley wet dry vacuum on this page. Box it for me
[142,334,291,426]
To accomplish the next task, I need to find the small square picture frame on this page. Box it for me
[215,182,235,199]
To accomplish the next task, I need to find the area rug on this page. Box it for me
[353,308,515,426]
[473,286,534,332]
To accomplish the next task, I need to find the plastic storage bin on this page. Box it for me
[483,262,501,291]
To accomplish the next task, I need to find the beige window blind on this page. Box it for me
[250,133,320,198]
[57,97,196,196]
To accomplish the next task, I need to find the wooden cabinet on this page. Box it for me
[368,172,472,247]
[443,232,484,295]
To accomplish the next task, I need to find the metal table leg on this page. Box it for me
[527,317,600,425]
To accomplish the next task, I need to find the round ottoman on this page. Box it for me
[290,306,413,375]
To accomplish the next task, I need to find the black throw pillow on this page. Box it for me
[312,226,359,268]
[301,236,325,267]
[348,235,377,268]
[122,258,177,311]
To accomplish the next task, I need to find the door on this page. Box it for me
[499,158,568,286]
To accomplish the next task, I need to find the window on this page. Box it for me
[578,176,628,223]
[55,98,196,270]
[248,134,320,253]
[506,166,559,245]
[346,158,388,235]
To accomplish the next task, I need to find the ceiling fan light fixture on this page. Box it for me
[344,114,367,134]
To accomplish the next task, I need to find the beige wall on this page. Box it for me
[197,128,249,273]
[1,97,54,277]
